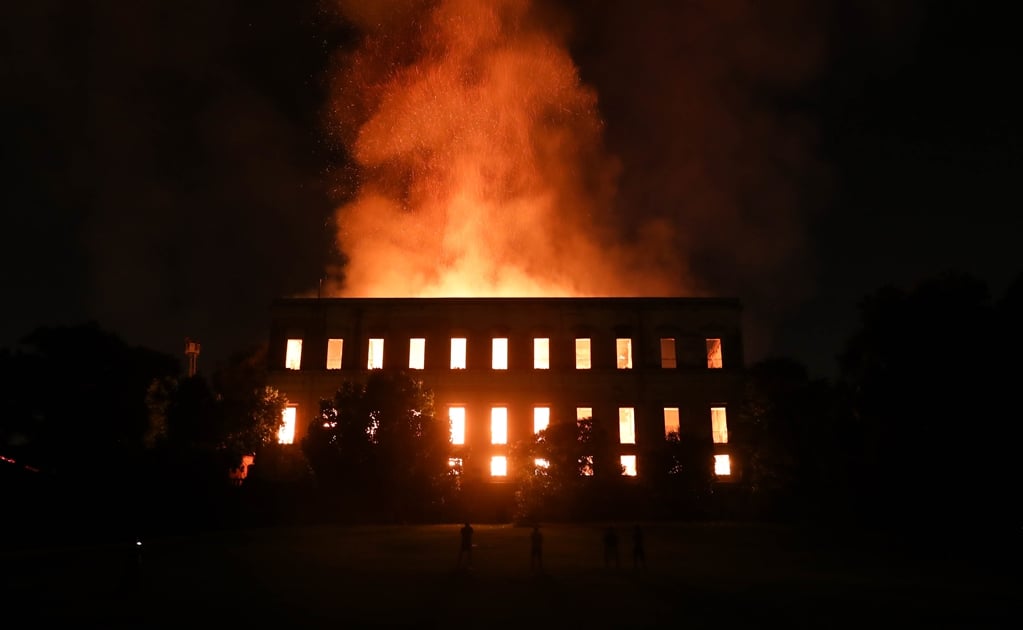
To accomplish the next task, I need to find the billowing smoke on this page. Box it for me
[322,0,689,297]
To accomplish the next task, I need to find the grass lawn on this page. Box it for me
[2,521,1017,627]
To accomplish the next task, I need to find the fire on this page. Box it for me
[323,0,687,298]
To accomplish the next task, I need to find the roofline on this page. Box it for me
[271,296,742,308]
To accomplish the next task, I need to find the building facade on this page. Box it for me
[267,297,743,483]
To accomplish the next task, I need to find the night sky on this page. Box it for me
[2,1,1019,377]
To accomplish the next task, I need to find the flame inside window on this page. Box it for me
[616,338,633,369]
[714,454,731,476]
[580,455,594,476]
[706,338,723,369]
[711,407,728,444]
[492,338,508,370]
[368,338,384,369]
[449,406,466,445]
[409,338,425,370]
[285,339,302,370]
[326,338,343,370]
[663,407,680,438]
[533,407,550,434]
[533,338,550,369]
[490,455,507,477]
[575,338,591,369]
[491,407,508,444]
[621,455,637,476]
[451,338,467,369]
[618,407,636,444]
[278,406,296,445]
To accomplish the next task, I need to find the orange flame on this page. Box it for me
[323,0,688,297]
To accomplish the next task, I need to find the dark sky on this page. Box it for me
[2,1,1019,377]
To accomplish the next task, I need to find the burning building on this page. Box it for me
[267,296,743,484]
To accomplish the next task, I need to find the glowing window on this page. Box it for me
[534,458,550,470]
[576,407,592,423]
[285,339,302,370]
[449,407,466,445]
[575,338,591,369]
[450,338,467,369]
[616,338,633,369]
[714,454,731,476]
[533,407,550,434]
[618,407,636,444]
[711,406,728,444]
[533,338,550,369]
[660,338,677,368]
[278,406,296,445]
[491,407,508,445]
[368,338,384,369]
[707,338,723,369]
[326,338,343,370]
[664,407,680,437]
[409,338,425,370]
[490,455,508,477]
[580,455,594,476]
[492,338,508,370]
[621,455,637,477]
[448,457,463,475]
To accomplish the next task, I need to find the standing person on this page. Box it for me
[632,524,646,568]
[457,522,474,569]
[530,524,543,571]
[603,526,620,568]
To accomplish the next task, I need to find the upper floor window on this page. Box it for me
[576,407,592,423]
[451,338,467,369]
[616,338,633,369]
[533,338,550,369]
[492,338,508,370]
[285,339,302,370]
[490,455,508,477]
[368,338,384,370]
[663,407,680,438]
[491,407,508,445]
[660,337,677,368]
[449,406,466,445]
[326,338,343,370]
[711,406,728,443]
[618,407,636,444]
[575,338,591,369]
[714,454,731,476]
[706,338,723,369]
[533,407,550,434]
[409,338,425,370]
[278,406,297,444]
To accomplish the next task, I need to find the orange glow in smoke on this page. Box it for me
[323,0,687,298]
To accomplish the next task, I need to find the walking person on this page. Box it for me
[530,524,543,571]
[457,522,474,570]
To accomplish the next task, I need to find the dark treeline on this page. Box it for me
[2,270,1020,554]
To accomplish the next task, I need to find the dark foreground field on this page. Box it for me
[2,522,1017,627]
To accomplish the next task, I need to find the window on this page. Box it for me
[711,406,728,444]
[490,455,508,477]
[450,338,467,369]
[575,338,591,369]
[576,407,592,423]
[491,407,508,445]
[706,338,723,369]
[449,407,466,445]
[409,338,425,370]
[326,338,343,370]
[533,338,550,369]
[618,407,636,444]
[278,406,296,444]
[368,338,384,369]
[714,454,731,476]
[580,455,594,476]
[660,338,677,368]
[621,455,637,477]
[492,338,508,370]
[448,457,463,475]
[616,338,633,369]
[285,339,302,370]
[663,407,680,438]
[533,407,550,434]
[534,458,550,470]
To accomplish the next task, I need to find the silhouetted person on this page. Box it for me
[603,526,619,568]
[632,524,646,568]
[530,524,543,571]
[457,522,474,569]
